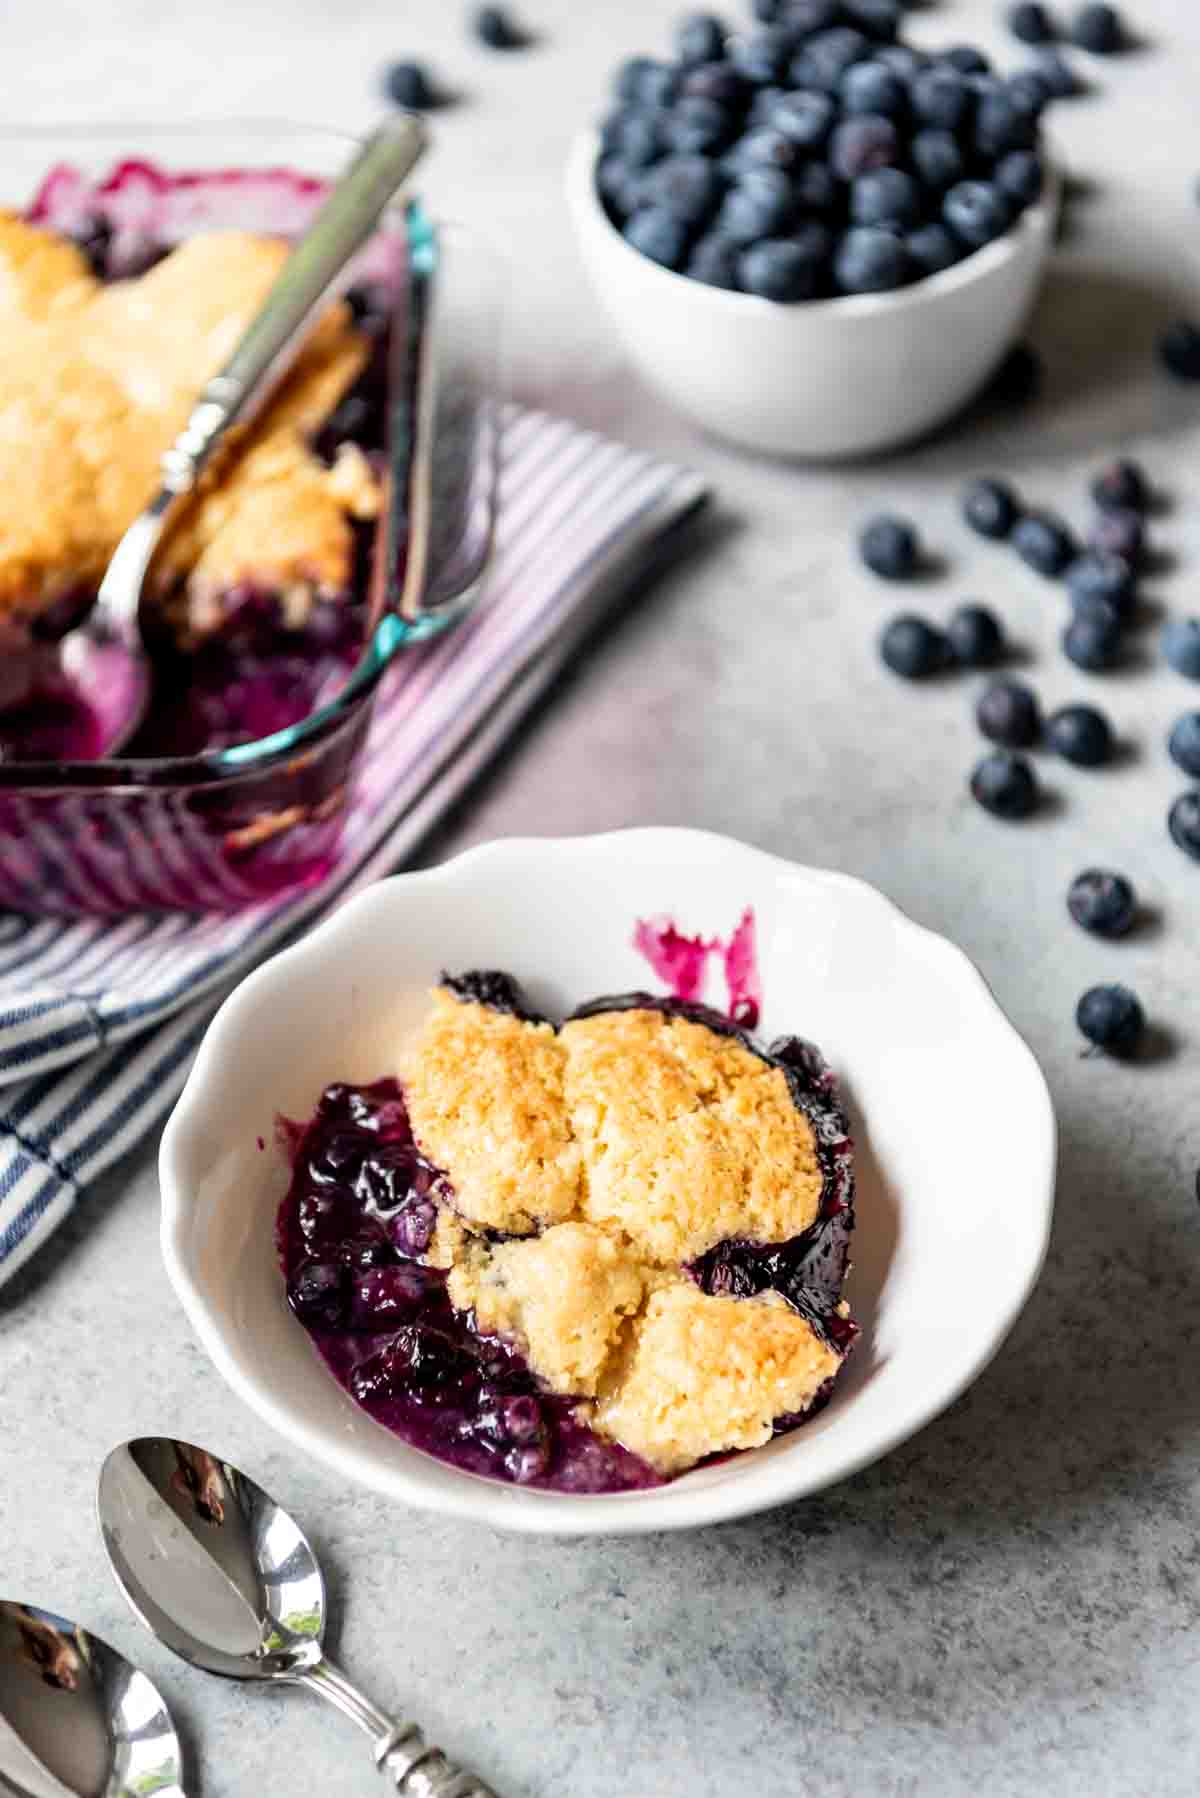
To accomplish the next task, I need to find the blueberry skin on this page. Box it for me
[474,6,527,49]
[738,233,828,300]
[623,207,690,270]
[1047,703,1113,766]
[677,12,726,66]
[1013,509,1075,575]
[1063,606,1122,671]
[1163,618,1200,679]
[1091,457,1148,513]
[1067,870,1136,937]
[1158,320,1200,382]
[1007,68,1053,115]
[911,128,965,192]
[733,125,805,173]
[1008,2,1055,44]
[596,156,643,220]
[910,66,971,130]
[947,603,1004,667]
[829,113,900,180]
[944,180,1013,248]
[383,61,438,109]
[604,108,666,168]
[664,95,732,154]
[906,222,962,277]
[768,88,836,147]
[841,59,907,116]
[996,149,1045,209]
[1168,712,1200,777]
[970,751,1039,819]
[731,27,794,85]
[879,614,948,678]
[1076,984,1144,1057]
[860,513,919,578]
[1066,551,1136,620]
[686,232,742,289]
[851,167,921,228]
[1169,790,1200,861]
[716,168,795,243]
[1034,48,1080,96]
[835,225,910,293]
[963,477,1019,540]
[942,44,991,75]
[789,26,871,93]
[973,92,1038,157]
[1089,508,1145,565]
[644,153,723,224]
[976,677,1040,748]
[1071,3,1125,53]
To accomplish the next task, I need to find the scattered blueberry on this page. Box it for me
[1168,712,1200,777]
[739,232,827,299]
[1047,703,1114,766]
[911,66,971,130]
[963,476,1019,540]
[1089,507,1145,566]
[677,11,726,65]
[996,149,1045,208]
[851,167,921,228]
[910,129,966,192]
[835,225,910,292]
[1063,605,1122,671]
[1076,984,1144,1057]
[1158,320,1200,382]
[860,513,919,578]
[1168,790,1200,861]
[1164,618,1200,679]
[686,231,741,288]
[879,614,948,678]
[1013,509,1075,576]
[841,59,906,116]
[383,60,440,109]
[1066,551,1136,620]
[970,750,1040,818]
[1008,2,1055,44]
[977,677,1041,748]
[947,603,1005,668]
[473,6,528,49]
[623,207,690,269]
[906,222,962,277]
[944,180,1013,248]
[1071,3,1125,52]
[1091,457,1149,513]
[1068,870,1136,937]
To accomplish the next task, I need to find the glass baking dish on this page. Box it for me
[0,123,498,916]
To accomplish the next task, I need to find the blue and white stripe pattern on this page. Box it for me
[0,405,707,1286]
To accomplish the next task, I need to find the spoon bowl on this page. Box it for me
[0,1599,184,1798]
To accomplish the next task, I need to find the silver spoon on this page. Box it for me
[0,1599,185,1798]
[59,113,428,757]
[97,1438,498,1797]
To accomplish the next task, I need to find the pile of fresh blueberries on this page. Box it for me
[595,0,1068,300]
[863,453,1197,1060]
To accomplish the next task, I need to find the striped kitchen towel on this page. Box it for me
[0,403,708,1286]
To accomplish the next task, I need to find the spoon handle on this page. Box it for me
[296,1655,499,1797]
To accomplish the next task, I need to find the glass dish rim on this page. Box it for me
[0,118,482,793]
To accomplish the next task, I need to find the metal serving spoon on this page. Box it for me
[60,113,428,757]
[0,1599,185,1798]
[97,1438,498,1797]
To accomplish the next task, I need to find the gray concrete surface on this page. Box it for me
[3,1,1200,1794]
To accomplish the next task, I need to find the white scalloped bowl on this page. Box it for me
[160,828,1055,1536]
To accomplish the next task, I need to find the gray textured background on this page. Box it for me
[3,2,1200,1794]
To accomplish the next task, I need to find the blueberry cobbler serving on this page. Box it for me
[0,161,395,762]
[277,971,856,1492]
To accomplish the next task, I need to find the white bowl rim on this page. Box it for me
[567,127,1061,321]
[160,826,1057,1537]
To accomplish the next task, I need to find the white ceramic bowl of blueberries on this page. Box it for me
[160,829,1056,1537]
[566,9,1062,459]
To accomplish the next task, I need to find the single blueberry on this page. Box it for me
[942,45,991,75]
[944,179,1013,248]
[829,113,901,180]
[1013,509,1075,576]
[739,230,829,299]
[1091,457,1149,513]
[790,26,871,92]
[1163,618,1200,679]
[906,222,962,277]
[973,92,1038,157]
[1063,605,1122,671]
[1071,3,1125,53]
[1007,68,1054,114]
[645,152,723,223]
[473,6,527,49]
[390,1198,436,1257]
[733,125,805,172]
[996,149,1045,209]
[1034,47,1080,95]
[623,207,691,269]
[1008,2,1055,43]
[841,58,906,116]
[747,82,787,125]
[850,166,920,228]
[288,1260,350,1329]
[1047,703,1114,766]
[1159,320,1200,382]
[382,61,439,109]
[605,109,665,168]
[910,128,965,192]
[731,27,793,84]
[768,88,836,147]
[963,477,1020,539]
[1168,711,1200,777]
[1068,869,1136,936]
[686,231,742,287]
[682,60,749,104]
[717,167,796,242]
[793,160,838,214]
[665,94,733,154]
[636,60,681,107]
[834,224,910,292]
[1066,551,1136,620]
[910,65,971,130]
[614,56,658,102]
[677,12,726,65]
[948,603,1005,667]
[1076,984,1144,1056]
[1089,508,1145,565]
[970,750,1039,818]
[977,677,1040,748]
[506,1442,552,1484]
[596,155,643,220]
[879,614,949,678]
[1169,790,1200,860]
[860,512,919,578]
